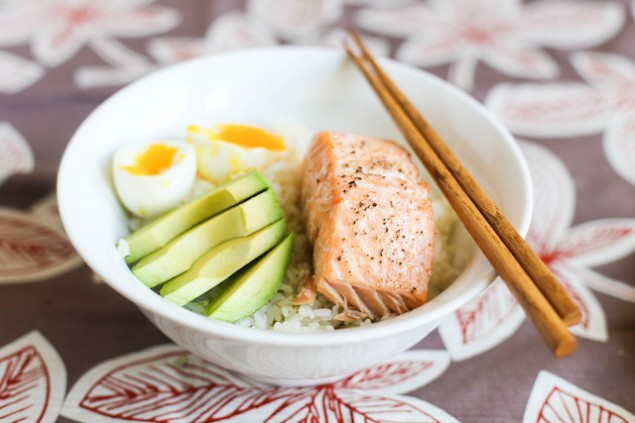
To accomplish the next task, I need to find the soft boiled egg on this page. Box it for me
[113,140,196,218]
[187,123,287,183]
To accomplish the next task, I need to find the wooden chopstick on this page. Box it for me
[348,30,581,328]
[344,34,578,357]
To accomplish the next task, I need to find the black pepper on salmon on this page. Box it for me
[300,131,436,320]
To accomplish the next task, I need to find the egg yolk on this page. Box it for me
[122,143,177,175]
[189,124,286,151]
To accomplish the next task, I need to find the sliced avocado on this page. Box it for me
[132,188,283,287]
[122,172,269,264]
[160,219,288,306]
[206,233,294,322]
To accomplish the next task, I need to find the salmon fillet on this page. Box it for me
[301,132,435,320]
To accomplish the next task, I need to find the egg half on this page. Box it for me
[187,123,287,183]
[113,140,196,218]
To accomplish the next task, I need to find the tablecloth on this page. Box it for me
[1,1,634,422]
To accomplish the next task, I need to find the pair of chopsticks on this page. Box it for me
[345,30,581,358]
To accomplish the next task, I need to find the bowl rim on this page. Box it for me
[57,45,532,347]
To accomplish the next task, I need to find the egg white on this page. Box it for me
[187,125,288,183]
[113,140,196,218]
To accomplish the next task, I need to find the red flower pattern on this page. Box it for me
[523,371,635,422]
[0,52,43,94]
[148,3,388,69]
[0,1,634,421]
[439,141,635,359]
[0,332,66,423]
[355,0,624,90]
[0,208,81,284]
[61,345,457,422]
[0,0,179,89]
[487,52,635,186]
[0,122,34,184]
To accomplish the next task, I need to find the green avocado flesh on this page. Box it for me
[160,219,288,307]
[131,188,283,288]
[206,233,294,322]
[122,172,269,264]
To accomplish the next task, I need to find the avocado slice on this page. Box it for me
[122,172,269,264]
[160,219,288,306]
[132,188,283,287]
[206,233,294,322]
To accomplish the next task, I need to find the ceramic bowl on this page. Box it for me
[57,47,532,386]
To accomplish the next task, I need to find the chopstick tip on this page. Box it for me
[554,335,577,358]
[563,308,583,327]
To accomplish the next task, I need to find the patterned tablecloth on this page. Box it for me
[1,1,634,422]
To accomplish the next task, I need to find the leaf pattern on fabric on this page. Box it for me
[520,143,635,340]
[356,0,623,90]
[0,208,81,283]
[246,0,343,40]
[61,345,456,422]
[0,51,44,94]
[438,278,525,361]
[486,83,612,137]
[335,350,450,394]
[0,0,179,88]
[293,27,390,58]
[551,265,607,341]
[523,371,635,422]
[440,140,635,358]
[148,8,387,68]
[74,64,156,89]
[0,122,35,185]
[517,0,625,48]
[148,11,276,66]
[486,52,635,186]
[605,110,635,186]
[557,219,635,267]
[0,0,179,66]
[343,0,405,5]
[0,332,66,423]
[520,143,635,339]
[29,192,62,226]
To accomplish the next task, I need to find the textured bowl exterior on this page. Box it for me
[58,47,532,385]
[142,307,437,385]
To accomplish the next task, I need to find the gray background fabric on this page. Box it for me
[1,1,634,421]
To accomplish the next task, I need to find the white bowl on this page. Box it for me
[57,47,532,386]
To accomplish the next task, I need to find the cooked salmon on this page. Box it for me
[301,132,436,320]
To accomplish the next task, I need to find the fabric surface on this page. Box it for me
[1,1,634,422]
